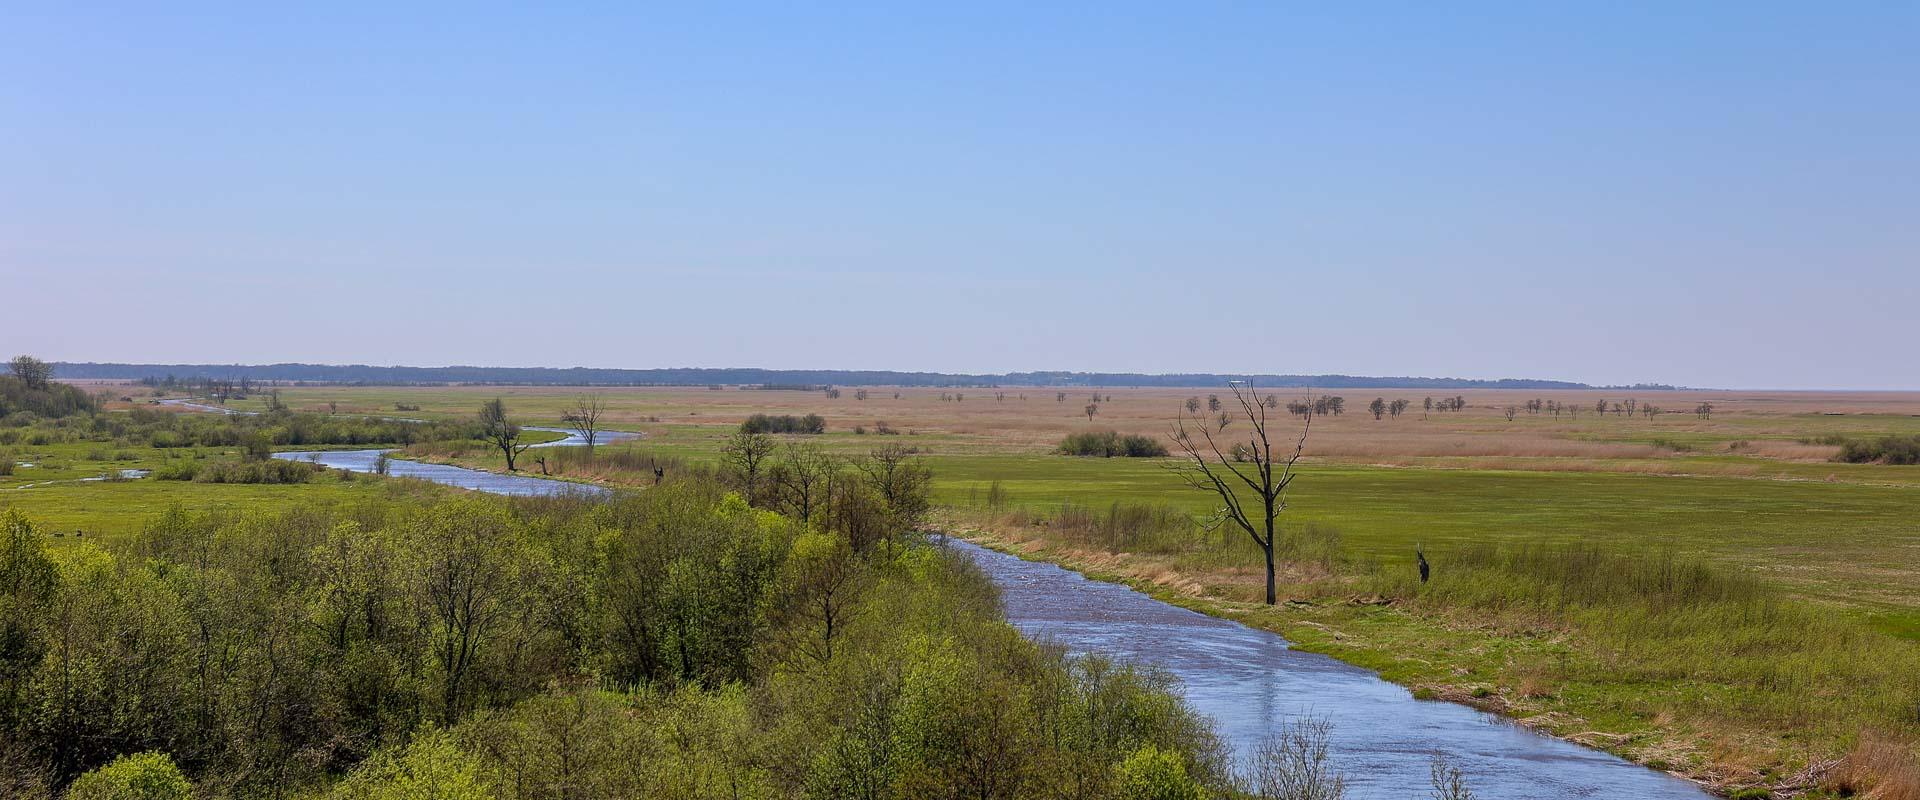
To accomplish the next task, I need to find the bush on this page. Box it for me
[189,459,322,484]
[1836,435,1920,465]
[64,751,191,800]
[1059,431,1168,458]
[739,413,826,434]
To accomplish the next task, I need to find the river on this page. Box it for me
[273,431,1711,799]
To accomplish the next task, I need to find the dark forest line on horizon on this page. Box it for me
[50,362,1683,390]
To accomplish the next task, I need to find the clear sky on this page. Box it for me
[3,3,1914,389]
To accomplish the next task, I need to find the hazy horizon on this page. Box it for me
[6,4,1915,390]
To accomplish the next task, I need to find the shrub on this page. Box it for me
[1115,744,1208,800]
[1836,435,1920,465]
[739,413,826,434]
[1059,431,1168,458]
[190,459,322,484]
[64,751,191,800]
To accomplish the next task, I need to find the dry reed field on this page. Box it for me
[207,384,1920,480]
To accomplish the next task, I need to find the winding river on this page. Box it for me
[270,429,1710,799]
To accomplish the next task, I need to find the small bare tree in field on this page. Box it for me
[1169,382,1309,605]
[479,398,533,471]
[562,393,606,451]
[1057,392,1067,402]
[1186,397,1202,414]
[854,388,868,401]
[1085,403,1099,422]
[1369,397,1387,420]
[1505,406,1517,421]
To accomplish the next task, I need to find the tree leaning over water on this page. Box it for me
[1168,382,1310,605]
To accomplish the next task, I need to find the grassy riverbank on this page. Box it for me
[940,509,1920,799]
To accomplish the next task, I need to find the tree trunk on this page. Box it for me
[1264,545,1277,605]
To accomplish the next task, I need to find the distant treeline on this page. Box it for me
[51,362,1659,390]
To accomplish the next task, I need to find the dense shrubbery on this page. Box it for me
[740,413,826,434]
[153,457,326,484]
[3,407,479,450]
[1835,434,1920,465]
[1059,430,1169,457]
[0,471,1225,797]
[0,374,95,420]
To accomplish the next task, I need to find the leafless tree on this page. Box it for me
[774,442,839,523]
[1186,396,1203,414]
[561,393,607,451]
[1695,402,1714,419]
[721,431,779,504]
[478,398,533,471]
[855,388,869,401]
[1429,755,1477,800]
[1369,397,1387,420]
[1208,394,1222,412]
[1085,403,1099,422]
[1057,392,1067,402]
[1238,717,1347,800]
[1168,382,1309,605]
[1504,406,1517,421]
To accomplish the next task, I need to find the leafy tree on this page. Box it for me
[63,751,192,800]
[325,728,495,800]
[8,356,53,390]
[1114,745,1207,800]
[478,398,531,472]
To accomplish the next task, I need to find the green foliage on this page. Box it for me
[739,413,826,434]
[0,373,95,420]
[1114,745,1208,800]
[1836,434,1920,465]
[324,729,495,800]
[1059,431,1169,458]
[62,751,191,800]
[158,458,322,484]
[0,448,1224,799]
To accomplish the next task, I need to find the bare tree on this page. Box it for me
[721,431,778,504]
[1504,406,1517,421]
[1423,396,1433,419]
[1169,383,1309,605]
[774,442,839,523]
[478,398,533,471]
[561,393,607,451]
[1695,402,1714,420]
[1369,397,1387,420]
[1186,397,1202,414]
[1238,717,1347,800]
[1429,755,1477,800]
[1085,403,1099,422]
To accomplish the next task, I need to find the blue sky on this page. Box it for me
[3,3,1914,388]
